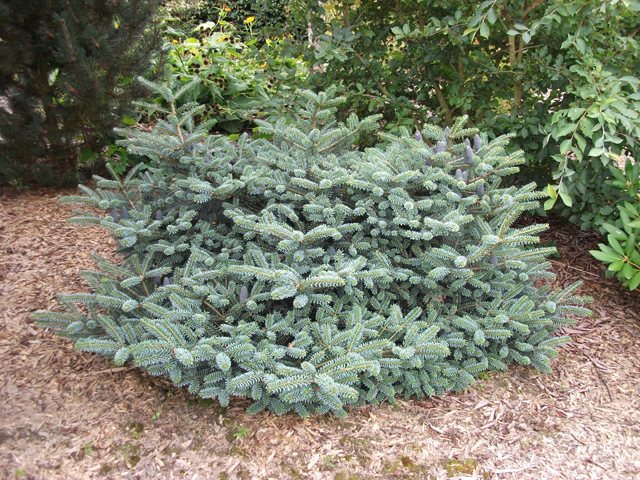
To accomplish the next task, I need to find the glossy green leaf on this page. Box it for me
[608,236,625,255]
[628,272,640,290]
[558,182,572,207]
[625,234,636,257]
[556,123,575,138]
[546,184,557,200]
[574,133,586,152]
[622,262,635,279]
[608,260,625,272]
[543,197,556,211]
[601,223,626,238]
[588,147,604,157]
[568,108,586,120]
[479,22,490,39]
[590,249,622,263]
[487,7,497,24]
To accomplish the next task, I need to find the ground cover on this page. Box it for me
[0,188,639,480]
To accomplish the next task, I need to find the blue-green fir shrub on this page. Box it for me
[33,78,591,418]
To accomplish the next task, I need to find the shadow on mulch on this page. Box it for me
[0,189,639,480]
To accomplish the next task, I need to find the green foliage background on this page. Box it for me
[157,12,307,135]
[196,0,290,38]
[286,0,640,231]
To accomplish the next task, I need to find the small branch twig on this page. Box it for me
[84,366,136,376]
[548,260,599,277]
[584,354,613,402]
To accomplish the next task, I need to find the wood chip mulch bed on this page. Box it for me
[1,189,639,480]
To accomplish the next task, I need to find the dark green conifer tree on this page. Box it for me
[0,0,161,185]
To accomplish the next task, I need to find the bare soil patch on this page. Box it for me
[0,189,639,480]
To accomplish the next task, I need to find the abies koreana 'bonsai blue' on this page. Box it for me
[33,79,590,418]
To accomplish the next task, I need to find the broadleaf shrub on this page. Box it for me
[591,158,640,291]
[287,0,640,230]
[196,0,289,40]
[159,14,307,134]
[33,79,591,417]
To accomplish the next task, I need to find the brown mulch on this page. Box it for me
[0,189,639,480]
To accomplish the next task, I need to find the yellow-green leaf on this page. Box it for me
[546,184,557,200]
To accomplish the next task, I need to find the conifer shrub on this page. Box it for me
[33,79,591,417]
[0,0,160,186]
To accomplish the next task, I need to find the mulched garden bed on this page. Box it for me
[1,188,639,480]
